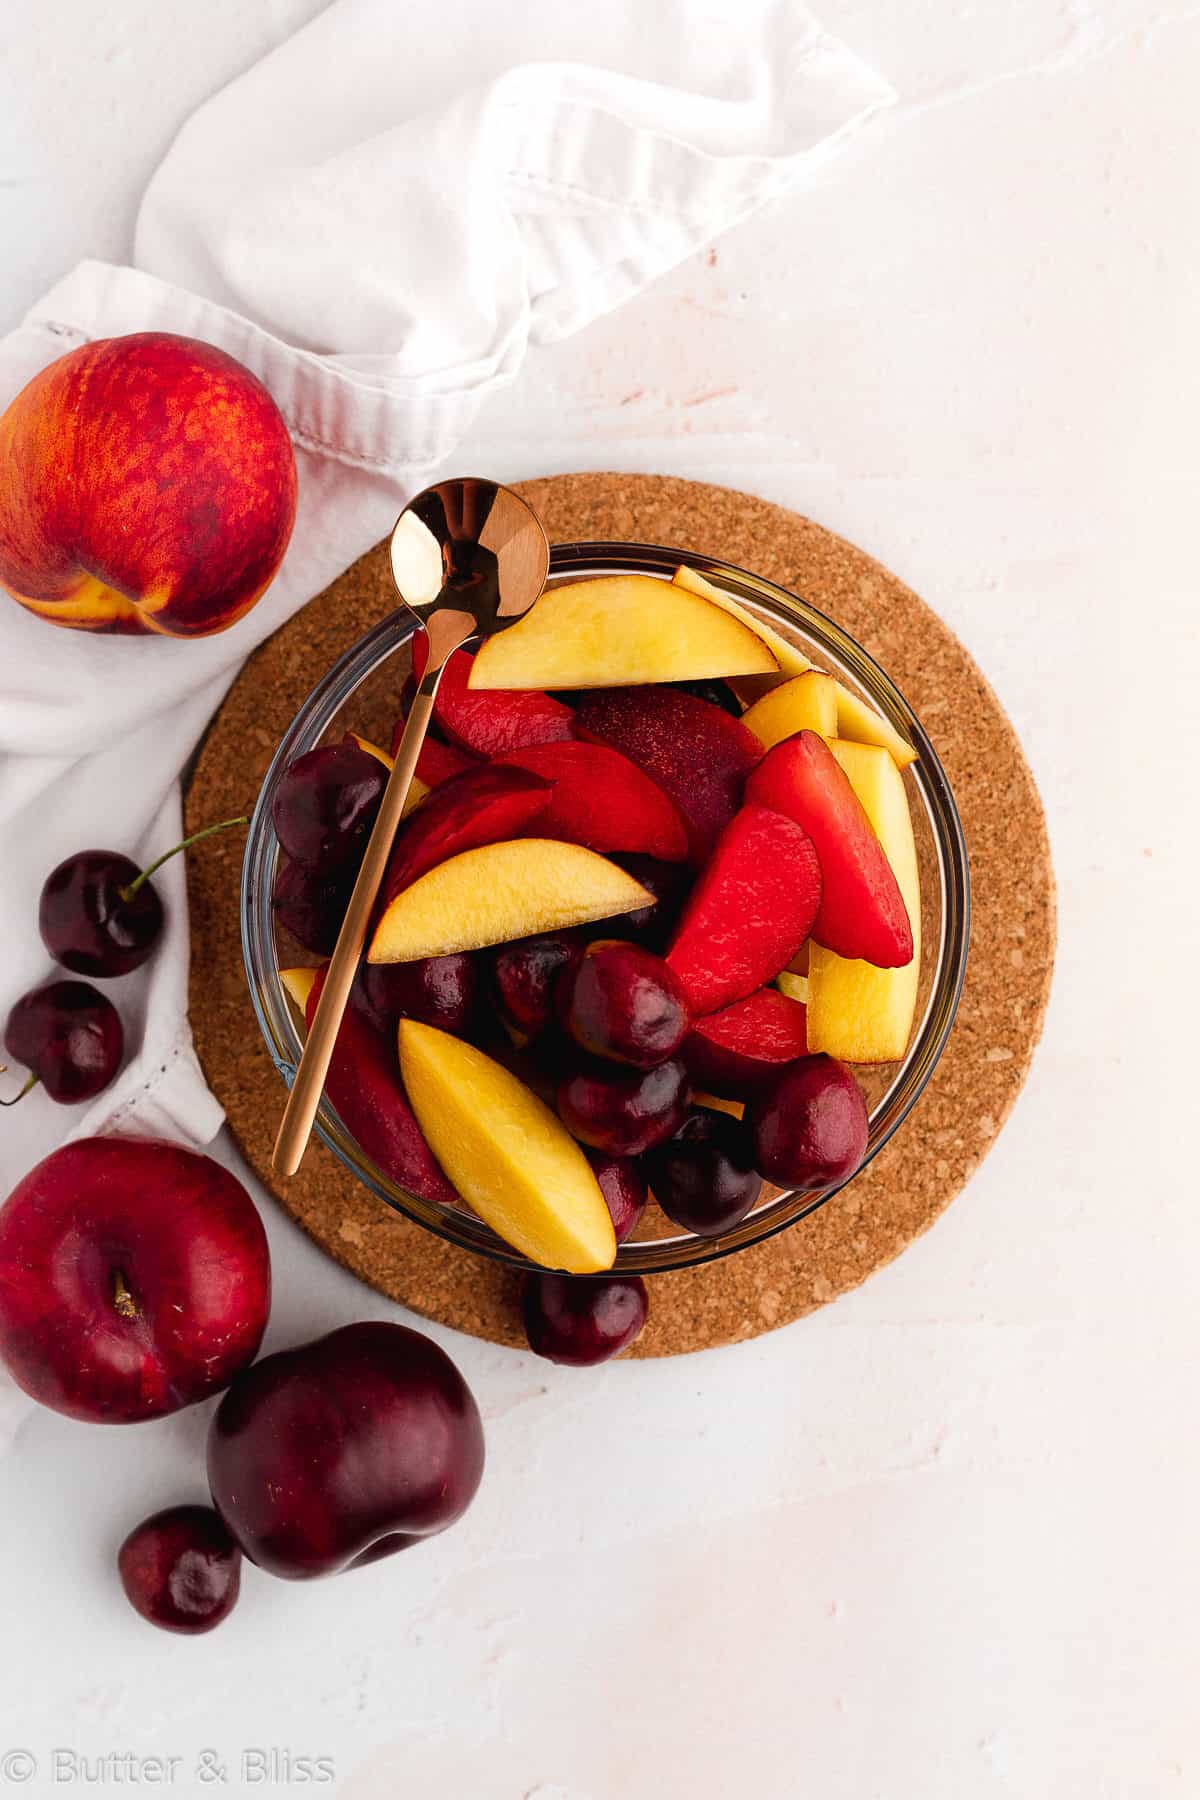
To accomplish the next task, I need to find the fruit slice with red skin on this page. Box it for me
[666,803,822,1015]
[574,686,761,865]
[0,1138,270,1423]
[748,1054,869,1188]
[746,731,914,968]
[207,1321,484,1579]
[681,986,809,1097]
[118,1506,241,1635]
[301,966,457,1207]
[497,740,689,863]
[389,715,478,785]
[379,764,552,904]
[411,634,573,756]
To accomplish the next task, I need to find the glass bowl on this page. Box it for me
[242,542,969,1275]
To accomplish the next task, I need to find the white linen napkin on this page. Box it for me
[0,0,891,1431]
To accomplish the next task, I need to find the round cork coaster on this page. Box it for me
[185,473,1054,1357]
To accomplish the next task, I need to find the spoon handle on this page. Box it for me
[272,634,461,1177]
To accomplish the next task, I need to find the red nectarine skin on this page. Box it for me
[681,986,809,1097]
[378,763,552,903]
[586,1151,648,1244]
[574,686,761,864]
[412,636,573,755]
[746,733,914,968]
[0,333,296,636]
[388,722,477,786]
[304,968,458,1206]
[0,1138,270,1423]
[666,803,822,1016]
[207,1321,485,1578]
[497,740,689,862]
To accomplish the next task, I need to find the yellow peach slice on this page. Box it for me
[806,740,921,1062]
[279,965,318,1014]
[692,1090,746,1120]
[370,839,652,963]
[775,970,810,1005]
[397,1020,617,1272]
[345,733,429,815]
[742,672,839,748]
[671,565,811,678]
[468,574,778,690]
[833,683,917,770]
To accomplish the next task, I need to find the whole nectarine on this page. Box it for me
[0,332,296,636]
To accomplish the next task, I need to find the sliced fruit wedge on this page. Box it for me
[833,682,917,770]
[412,636,574,755]
[282,966,458,1206]
[497,739,689,863]
[371,839,653,963]
[574,685,761,865]
[746,731,913,968]
[742,671,838,748]
[682,986,809,1097]
[692,1090,746,1120]
[775,969,810,1004]
[397,1020,617,1272]
[806,740,922,1061]
[344,733,429,815]
[388,717,478,786]
[671,565,811,678]
[666,802,822,1015]
[379,764,552,902]
[468,574,779,690]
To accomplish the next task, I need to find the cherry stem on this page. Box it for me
[0,1070,38,1108]
[119,816,248,902]
[112,1270,139,1319]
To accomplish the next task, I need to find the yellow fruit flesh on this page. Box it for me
[775,970,810,1005]
[345,734,428,814]
[397,1020,617,1272]
[369,838,652,963]
[671,565,812,678]
[834,683,917,770]
[469,574,778,690]
[806,740,921,1062]
[742,672,839,748]
[692,1090,746,1120]
[280,966,318,1014]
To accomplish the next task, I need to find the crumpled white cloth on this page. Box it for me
[0,0,891,1429]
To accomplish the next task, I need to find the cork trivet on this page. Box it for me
[185,474,1054,1356]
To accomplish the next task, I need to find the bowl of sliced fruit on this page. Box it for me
[243,541,969,1282]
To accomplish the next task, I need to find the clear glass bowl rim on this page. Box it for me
[241,539,970,1276]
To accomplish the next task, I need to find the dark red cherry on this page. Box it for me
[3,980,123,1105]
[586,1151,648,1243]
[748,1055,869,1189]
[642,1107,762,1237]
[271,742,386,875]
[352,953,477,1037]
[611,856,691,947]
[558,940,689,1069]
[118,1505,241,1635]
[521,1273,648,1365]
[493,933,582,1038]
[39,818,246,979]
[557,1057,689,1156]
[272,860,352,955]
[666,678,742,717]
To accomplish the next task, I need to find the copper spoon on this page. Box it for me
[272,477,550,1176]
